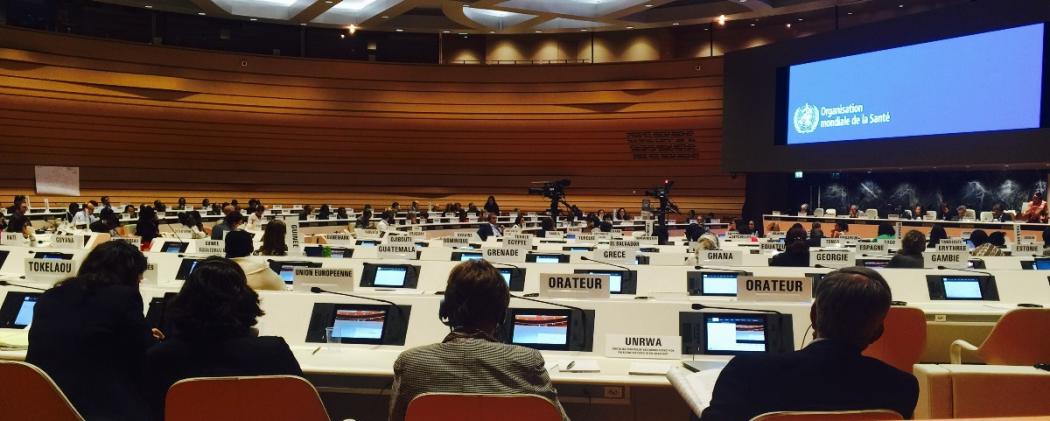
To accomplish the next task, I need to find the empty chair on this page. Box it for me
[863,307,927,373]
[814,208,825,217]
[979,211,993,222]
[950,308,1050,365]
[825,209,837,216]
[405,393,562,421]
[0,360,84,421]
[750,409,903,421]
[165,376,330,421]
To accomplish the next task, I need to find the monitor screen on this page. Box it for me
[942,277,983,300]
[535,255,561,264]
[1033,258,1050,270]
[785,23,1045,144]
[704,314,767,354]
[357,240,379,247]
[459,252,483,261]
[330,307,388,343]
[860,259,890,268]
[162,242,188,253]
[509,310,571,350]
[34,252,73,260]
[702,272,739,296]
[499,269,513,285]
[567,247,592,253]
[374,266,408,287]
[578,271,623,293]
[175,259,203,280]
[13,295,36,328]
[279,266,296,285]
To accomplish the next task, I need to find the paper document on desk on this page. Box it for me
[666,366,722,416]
[0,328,29,350]
[628,362,672,375]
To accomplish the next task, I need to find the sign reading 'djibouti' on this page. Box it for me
[539,273,610,299]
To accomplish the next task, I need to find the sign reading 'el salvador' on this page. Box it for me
[539,273,610,299]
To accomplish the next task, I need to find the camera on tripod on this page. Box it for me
[645,180,674,200]
[528,179,571,199]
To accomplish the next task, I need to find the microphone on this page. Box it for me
[936,266,993,277]
[489,261,522,270]
[813,264,837,270]
[694,265,751,274]
[309,286,405,319]
[511,293,589,348]
[0,280,46,291]
[691,303,782,315]
[580,255,632,272]
[165,222,187,244]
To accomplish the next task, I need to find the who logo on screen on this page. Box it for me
[793,103,820,134]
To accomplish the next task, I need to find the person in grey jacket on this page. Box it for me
[388,260,569,421]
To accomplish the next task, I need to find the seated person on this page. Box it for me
[988,231,1007,251]
[73,202,98,227]
[538,217,556,238]
[355,209,373,229]
[376,211,396,232]
[848,204,860,218]
[210,205,236,240]
[770,225,809,267]
[389,260,568,421]
[225,214,284,291]
[702,267,918,420]
[990,203,1011,222]
[1021,193,1048,223]
[799,203,809,216]
[888,230,926,269]
[956,205,969,221]
[247,205,266,229]
[27,241,156,420]
[927,225,948,248]
[90,207,125,236]
[831,221,849,238]
[255,220,288,256]
[144,258,303,420]
[876,223,896,240]
[970,230,1003,257]
[4,201,33,239]
[476,213,503,241]
[685,222,705,242]
[807,222,824,247]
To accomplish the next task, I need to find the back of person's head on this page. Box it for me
[877,223,895,237]
[697,236,718,250]
[225,230,254,258]
[685,223,704,242]
[970,229,989,246]
[67,203,80,214]
[598,221,613,232]
[785,225,808,254]
[224,211,244,227]
[168,257,263,341]
[99,208,119,228]
[60,240,146,289]
[835,221,849,232]
[928,225,947,247]
[900,230,926,256]
[988,231,1006,247]
[1044,227,1050,247]
[440,260,510,332]
[177,212,193,227]
[812,267,892,351]
[260,220,288,254]
[222,205,235,216]
[541,217,555,231]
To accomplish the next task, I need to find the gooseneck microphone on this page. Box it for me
[694,265,751,274]
[580,255,632,272]
[489,261,522,270]
[936,266,993,277]
[310,286,405,318]
[690,303,782,315]
[0,280,47,291]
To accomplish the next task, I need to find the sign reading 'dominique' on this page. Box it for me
[604,334,682,360]
[539,273,610,299]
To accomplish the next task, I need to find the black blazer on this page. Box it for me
[770,249,809,267]
[26,283,155,421]
[701,340,918,421]
[476,223,499,241]
[887,253,924,269]
[144,335,303,420]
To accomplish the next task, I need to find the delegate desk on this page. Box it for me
[763,214,1049,242]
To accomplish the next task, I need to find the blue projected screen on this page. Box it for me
[786,24,1045,144]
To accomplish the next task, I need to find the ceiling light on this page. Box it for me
[332,0,376,11]
[340,34,345,38]
[348,24,357,35]
[581,29,588,31]
[898,3,904,7]
[300,23,307,26]
[382,15,389,19]
[144,4,152,8]
[797,18,803,21]
[626,26,634,29]
[249,18,257,21]
[847,11,854,15]
[489,30,495,33]
[749,23,755,27]
[535,30,542,33]
[458,32,467,35]
[442,30,450,33]
[786,23,791,28]
[644,3,653,7]
[672,22,679,26]
[717,15,726,25]
[197,12,205,15]
[395,28,403,32]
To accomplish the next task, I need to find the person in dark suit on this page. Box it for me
[26,241,156,421]
[483,195,500,216]
[143,257,303,420]
[476,213,502,241]
[702,267,919,421]
[389,260,568,421]
[888,230,926,269]
[770,224,809,267]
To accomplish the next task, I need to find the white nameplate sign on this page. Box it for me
[408,230,426,240]
[1021,235,1038,245]
[936,243,969,252]
[576,234,596,242]
[767,231,786,239]
[737,276,812,302]
[604,334,682,360]
[539,273,610,299]
[511,233,535,241]
[292,267,354,292]
[197,239,226,254]
[636,235,659,245]
[878,238,899,247]
[325,233,354,245]
[566,227,583,235]
[483,247,526,263]
[923,251,968,269]
[143,262,159,284]
[811,249,855,268]
[2,232,26,245]
[51,234,84,249]
[355,229,382,239]
[545,231,565,239]
[503,237,532,250]
[609,240,641,250]
[726,233,752,242]
[592,248,637,265]
[441,237,470,248]
[840,234,862,241]
[286,216,302,254]
[594,232,612,241]
[1014,244,1040,255]
[25,258,77,282]
[856,242,889,256]
[760,241,785,252]
[387,235,414,245]
[172,227,195,238]
[940,238,965,245]
[454,232,475,239]
[378,244,418,260]
[699,250,743,267]
[113,236,142,248]
[820,238,844,248]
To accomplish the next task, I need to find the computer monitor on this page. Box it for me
[572,269,638,295]
[304,246,354,258]
[360,263,420,289]
[329,305,389,344]
[161,241,189,253]
[926,275,999,301]
[498,267,526,292]
[145,292,178,331]
[267,261,323,286]
[687,271,745,297]
[33,252,73,260]
[0,292,42,329]
[356,240,380,247]
[563,246,593,253]
[508,309,572,351]
[450,252,483,262]
[175,258,203,280]
[1034,258,1050,270]
[857,259,890,268]
[526,253,569,264]
[702,314,768,354]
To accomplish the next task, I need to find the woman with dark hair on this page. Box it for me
[389,260,567,421]
[136,205,161,249]
[27,241,155,420]
[831,221,849,238]
[176,212,206,239]
[336,206,349,220]
[889,230,926,268]
[90,207,126,236]
[144,257,303,419]
[65,202,80,223]
[483,195,500,216]
[807,222,825,247]
[512,215,526,230]
[256,219,288,256]
[247,204,266,230]
[911,205,926,220]
[615,208,629,221]
[771,224,809,267]
[876,223,896,240]
[377,210,397,232]
[355,209,373,229]
[927,225,948,248]
[970,229,1004,256]
[123,204,138,219]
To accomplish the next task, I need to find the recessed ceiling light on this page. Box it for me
[489,30,495,33]
[249,18,257,21]
[785,23,791,28]
[717,15,726,25]
[340,34,345,38]
[797,18,803,21]
[442,30,450,33]
[847,11,854,15]
[644,3,653,7]
[535,30,542,33]
[458,32,467,35]
[395,28,403,32]
[580,28,588,31]
[749,23,755,27]
[197,12,205,15]
[898,3,904,7]
[672,22,679,26]
[382,15,389,19]
[626,26,634,29]
[144,4,152,8]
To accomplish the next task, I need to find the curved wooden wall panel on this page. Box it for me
[0,25,743,215]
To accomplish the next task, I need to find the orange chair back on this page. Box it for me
[165,375,330,421]
[751,409,903,421]
[977,308,1050,365]
[863,307,927,373]
[406,393,562,421]
[0,360,84,421]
